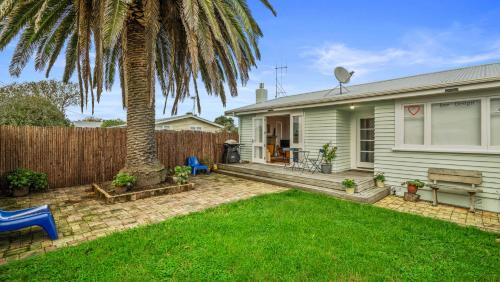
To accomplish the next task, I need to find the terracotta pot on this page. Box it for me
[12,186,29,197]
[345,187,355,194]
[407,184,418,194]
[376,180,385,188]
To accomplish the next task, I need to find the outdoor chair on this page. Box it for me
[0,205,58,240]
[187,156,210,176]
[284,150,309,172]
[307,149,325,174]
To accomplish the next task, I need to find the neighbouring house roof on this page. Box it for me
[113,113,224,128]
[226,62,500,115]
[72,121,103,128]
[155,113,224,128]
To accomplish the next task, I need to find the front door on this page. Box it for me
[357,117,375,168]
[252,117,266,163]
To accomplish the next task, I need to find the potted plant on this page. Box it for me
[172,166,191,185]
[373,172,386,188]
[6,169,32,197]
[342,178,356,194]
[321,143,338,174]
[112,172,137,194]
[402,179,425,194]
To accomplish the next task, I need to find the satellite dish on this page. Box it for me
[334,66,354,94]
[334,66,354,84]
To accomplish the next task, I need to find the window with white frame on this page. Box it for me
[403,104,424,145]
[397,96,500,151]
[190,126,202,131]
[431,100,481,146]
[491,98,500,146]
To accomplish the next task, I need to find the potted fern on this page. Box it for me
[321,143,338,174]
[373,172,386,188]
[342,178,356,194]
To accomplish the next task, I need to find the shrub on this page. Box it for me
[374,172,385,182]
[6,168,48,192]
[30,171,49,192]
[112,172,137,188]
[173,166,191,184]
[322,143,338,164]
[341,178,356,188]
[101,119,125,128]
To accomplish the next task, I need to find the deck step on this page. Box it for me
[217,169,389,204]
[218,164,374,192]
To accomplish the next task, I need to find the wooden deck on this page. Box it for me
[218,163,389,203]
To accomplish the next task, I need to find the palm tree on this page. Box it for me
[0,0,275,186]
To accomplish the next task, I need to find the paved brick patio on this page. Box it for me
[375,196,500,233]
[1,175,499,265]
[0,174,287,264]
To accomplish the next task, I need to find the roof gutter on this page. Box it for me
[225,78,500,116]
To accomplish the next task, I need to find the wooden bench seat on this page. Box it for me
[427,168,482,213]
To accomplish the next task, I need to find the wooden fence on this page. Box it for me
[0,126,238,189]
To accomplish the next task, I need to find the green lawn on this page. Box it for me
[1,190,499,281]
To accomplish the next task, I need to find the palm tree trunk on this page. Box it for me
[121,19,166,187]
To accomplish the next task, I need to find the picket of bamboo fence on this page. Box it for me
[0,126,238,189]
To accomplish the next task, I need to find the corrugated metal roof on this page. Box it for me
[227,62,500,114]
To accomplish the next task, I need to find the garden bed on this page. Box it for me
[92,178,194,204]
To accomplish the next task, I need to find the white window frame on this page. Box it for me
[290,113,304,149]
[395,95,500,154]
[190,125,202,131]
[489,97,500,150]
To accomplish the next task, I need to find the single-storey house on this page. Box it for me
[116,113,224,132]
[225,62,500,212]
[72,120,103,128]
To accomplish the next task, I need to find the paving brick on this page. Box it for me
[375,195,499,233]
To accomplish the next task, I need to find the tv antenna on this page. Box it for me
[334,66,354,94]
[275,65,287,98]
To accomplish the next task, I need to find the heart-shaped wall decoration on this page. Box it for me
[406,105,421,116]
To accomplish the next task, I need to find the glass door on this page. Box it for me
[252,117,266,163]
[357,117,374,168]
[290,114,303,148]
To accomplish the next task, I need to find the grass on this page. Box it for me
[1,190,499,281]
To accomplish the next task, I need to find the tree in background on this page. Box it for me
[0,95,70,127]
[101,119,126,128]
[214,115,237,133]
[0,81,80,114]
[1,0,275,186]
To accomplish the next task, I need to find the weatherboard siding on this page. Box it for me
[334,110,351,172]
[304,107,350,172]
[239,115,254,161]
[374,101,500,213]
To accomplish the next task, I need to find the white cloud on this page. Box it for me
[304,24,500,81]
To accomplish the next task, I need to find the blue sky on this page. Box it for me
[1,0,500,122]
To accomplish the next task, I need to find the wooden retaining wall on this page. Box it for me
[0,126,237,189]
